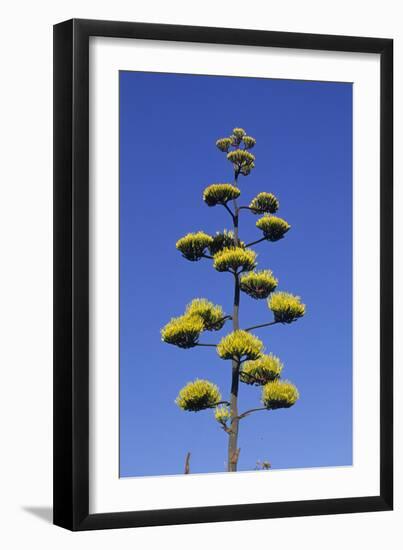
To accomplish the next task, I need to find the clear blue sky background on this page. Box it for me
[119,71,352,477]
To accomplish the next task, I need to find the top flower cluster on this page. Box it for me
[216,127,256,177]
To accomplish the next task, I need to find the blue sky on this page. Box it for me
[119,71,352,477]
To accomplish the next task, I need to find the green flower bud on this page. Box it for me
[256,215,290,241]
[249,192,279,214]
[203,183,240,207]
[176,231,213,261]
[268,292,306,323]
[213,247,257,274]
[217,330,263,361]
[240,354,283,385]
[262,380,299,410]
[176,379,221,411]
[240,270,278,299]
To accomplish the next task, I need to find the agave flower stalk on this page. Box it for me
[227,163,243,470]
[162,127,306,473]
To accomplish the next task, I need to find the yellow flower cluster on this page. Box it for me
[262,379,299,410]
[209,230,241,256]
[268,292,306,323]
[176,231,213,261]
[216,137,233,152]
[227,149,255,165]
[214,404,231,425]
[176,379,222,412]
[217,330,263,361]
[240,270,278,299]
[161,315,204,348]
[249,192,279,214]
[231,128,247,146]
[242,136,256,149]
[213,246,257,274]
[227,149,255,176]
[161,298,227,348]
[232,127,246,139]
[256,215,291,242]
[203,183,240,207]
[240,354,283,385]
[185,298,226,331]
[215,128,256,174]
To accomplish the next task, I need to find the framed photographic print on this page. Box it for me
[53,19,393,530]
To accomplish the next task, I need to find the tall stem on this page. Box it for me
[228,171,241,472]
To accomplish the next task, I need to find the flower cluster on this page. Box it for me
[227,149,255,176]
[161,315,204,348]
[208,230,241,256]
[240,354,283,385]
[268,292,306,323]
[249,192,279,214]
[262,380,299,410]
[256,215,290,241]
[213,247,257,274]
[176,379,221,412]
[242,136,256,149]
[217,330,263,361]
[176,231,213,261]
[231,127,247,144]
[240,270,278,299]
[214,404,231,426]
[203,183,240,207]
[215,128,256,175]
[216,137,233,152]
[185,298,226,331]
[161,298,227,348]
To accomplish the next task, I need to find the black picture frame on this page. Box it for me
[53,18,393,531]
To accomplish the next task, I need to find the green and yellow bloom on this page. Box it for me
[240,270,278,299]
[185,298,226,331]
[209,230,242,256]
[176,379,221,411]
[213,246,257,274]
[161,315,204,348]
[249,192,279,214]
[217,330,263,361]
[214,404,231,425]
[216,137,233,152]
[176,231,213,261]
[262,379,299,410]
[242,135,256,149]
[227,149,255,175]
[268,292,306,323]
[203,183,240,207]
[240,354,283,385]
[256,215,290,241]
[231,127,247,145]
